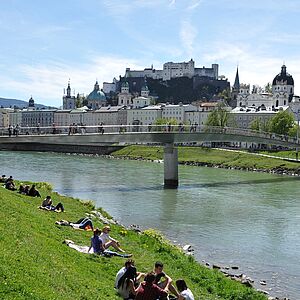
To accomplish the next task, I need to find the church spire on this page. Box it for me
[233,67,240,90]
[66,79,71,97]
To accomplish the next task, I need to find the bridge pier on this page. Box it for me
[164,143,178,188]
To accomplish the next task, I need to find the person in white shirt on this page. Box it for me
[100,225,125,252]
[115,259,134,289]
[115,259,145,290]
[176,279,195,300]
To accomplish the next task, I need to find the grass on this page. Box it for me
[112,145,300,171]
[0,182,268,299]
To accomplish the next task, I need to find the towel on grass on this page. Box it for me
[64,240,93,254]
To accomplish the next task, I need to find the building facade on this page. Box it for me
[125,59,219,81]
[63,81,76,110]
[237,65,294,109]
[118,82,133,106]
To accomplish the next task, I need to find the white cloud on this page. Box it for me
[169,0,176,7]
[0,56,146,107]
[187,0,202,10]
[180,19,198,57]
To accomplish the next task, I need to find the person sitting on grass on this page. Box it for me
[23,185,30,195]
[18,184,25,194]
[100,225,125,253]
[153,261,179,298]
[115,259,135,289]
[40,195,64,212]
[135,272,169,300]
[88,228,132,258]
[115,259,145,289]
[0,175,7,183]
[176,279,195,300]
[116,265,138,299]
[5,177,16,191]
[28,184,41,197]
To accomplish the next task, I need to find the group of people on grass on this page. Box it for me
[115,259,194,300]
[1,175,42,197]
[88,227,195,299]
[3,176,194,299]
[1,176,64,212]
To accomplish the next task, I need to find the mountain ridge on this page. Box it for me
[0,97,56,109]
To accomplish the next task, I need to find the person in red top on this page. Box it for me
[135,272,169,300]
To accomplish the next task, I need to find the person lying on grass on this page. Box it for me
[40,195,64,212]
[55,217,93,230]
[88,228,132,258]
[100,225,125,253]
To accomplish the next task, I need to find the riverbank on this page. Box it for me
[0,180,268,300]
[111,146,300,176]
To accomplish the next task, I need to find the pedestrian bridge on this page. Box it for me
[1,125,299,188]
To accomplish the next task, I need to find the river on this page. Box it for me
[1,151,300,299]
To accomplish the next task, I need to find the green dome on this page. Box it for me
[121,81,129,88]
[87,81,106,101]
[141,84,149,91]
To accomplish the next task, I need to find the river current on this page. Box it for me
[1,151,300,299]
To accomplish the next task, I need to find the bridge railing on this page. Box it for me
[0,124,299,145]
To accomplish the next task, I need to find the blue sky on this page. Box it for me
[1,0,300,107]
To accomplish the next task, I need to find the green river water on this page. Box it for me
[1,151,299,299]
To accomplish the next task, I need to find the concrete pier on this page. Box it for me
[164,143,178,188]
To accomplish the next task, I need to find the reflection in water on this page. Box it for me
[1,151,300,299]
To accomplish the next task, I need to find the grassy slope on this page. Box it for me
[0,183,267,300]
[112,145,300,170]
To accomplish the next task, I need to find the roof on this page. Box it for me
[94,106,125,112]
[133,96,150,100]
[86,89,106,101]
[231,106,289,114]
[272,65,294,86]
[200,102,219,107]
[87,81,106,101]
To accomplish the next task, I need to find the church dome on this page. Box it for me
[86,81,106,101]
[141,84,149,91]
[28,96,35,107]
[121,81,129,88]
[272,65,294,86]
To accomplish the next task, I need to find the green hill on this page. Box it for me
[0,182,267,300]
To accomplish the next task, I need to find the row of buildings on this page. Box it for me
[1,63,299,132]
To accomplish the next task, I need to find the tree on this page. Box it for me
[217,88,231,104]
[205,102,231,127]
[75,94,87,108]
[250,118,260,131]
[288,123,299,137]
[155,118,178,126]
[269,110,295,135]
[264,82,272,93]
[250,118,271,132]
[155,118,178,131]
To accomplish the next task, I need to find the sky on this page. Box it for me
[1,0,300,107]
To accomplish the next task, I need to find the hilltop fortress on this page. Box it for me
[103,59,230,104]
